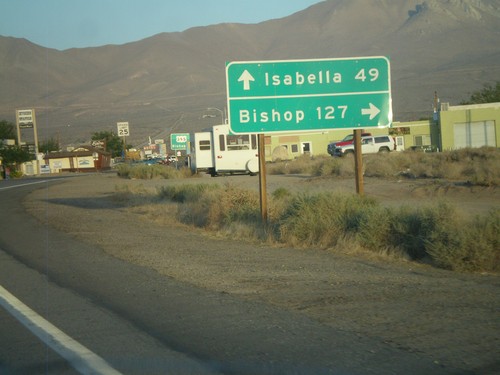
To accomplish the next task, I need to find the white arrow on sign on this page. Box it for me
[238,70,255,91]
[361,103,381,120]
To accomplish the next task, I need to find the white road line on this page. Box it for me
[0,180,50,190]
[0,285,122,375]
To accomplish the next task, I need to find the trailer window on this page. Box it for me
[226,134,252,150]
[199,140,211,151]
[251,134,257,150]
[219,134,225,151]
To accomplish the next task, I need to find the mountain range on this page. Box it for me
[1,0,499,145]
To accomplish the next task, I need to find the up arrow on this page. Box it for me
[238,70,255,91]
[361,103,381,120]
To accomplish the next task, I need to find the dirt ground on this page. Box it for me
[25,172,500,374]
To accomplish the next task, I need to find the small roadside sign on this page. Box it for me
[226,56,392,134]
[170,133,190,150]
[117,122,130,137]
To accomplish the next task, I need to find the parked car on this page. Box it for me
[327,132,372,155]
[333,135,395,157]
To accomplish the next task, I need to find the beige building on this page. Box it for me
[43,146,112,173]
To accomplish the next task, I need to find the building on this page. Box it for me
[439,102,500,151]
[263,102,499,161]
[390,120,439,152]
[43,145,112,173]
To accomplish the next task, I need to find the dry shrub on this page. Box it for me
[275,192,378,248]
[363,154,399,177]
[146,180,499,273]
[165,183,261,231]
[268,155,325,175]
[157,183,217,203]
[426,208,500,272]
[400,147,500,183]
[268,148,498,184]
[116,163,195,180]
[112,184,153,206]
[389,203,458,260]
[313,156,355,177]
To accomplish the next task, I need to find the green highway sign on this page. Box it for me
[170,133,190,150]
[226,56,392,133]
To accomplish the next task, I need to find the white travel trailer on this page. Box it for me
[190,124,259,177]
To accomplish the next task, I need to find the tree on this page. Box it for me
[91,131,125,158]
[460,81,500,105]
[39,137,61,154]
[0,120,16,140]
[0,145,31,167]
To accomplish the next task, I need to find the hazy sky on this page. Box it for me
[0,0,323,50]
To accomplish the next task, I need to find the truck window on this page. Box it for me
[375,136,389,143]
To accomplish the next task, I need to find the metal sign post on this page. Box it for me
[258,134,268,223]
[354,130,364,196]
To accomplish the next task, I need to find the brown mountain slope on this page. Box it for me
[1,0,499,144]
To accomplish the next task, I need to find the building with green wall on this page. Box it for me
[438,102,499,151]
[263,102,499,161]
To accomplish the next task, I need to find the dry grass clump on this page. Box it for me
[116,163,195,180]
[145,184,500,273]
[112,148,499,272]
[268,147,499,186]
[272,192,378,248]
[267,155,356,177]
[381,147,499,184]
[158,183,262,234]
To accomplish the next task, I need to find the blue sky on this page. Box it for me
[0,0,323,50]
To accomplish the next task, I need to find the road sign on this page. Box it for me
[16,109,34,128]
[226,56,392,133]
[170,133,190,150]
[117,122,130,137]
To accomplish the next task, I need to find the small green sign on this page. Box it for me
[170,133,190,150]
[226,57,392,133]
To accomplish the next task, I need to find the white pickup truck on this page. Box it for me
[333,135,395,157]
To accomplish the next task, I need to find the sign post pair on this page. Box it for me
[225,56,393,220]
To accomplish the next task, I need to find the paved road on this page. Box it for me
[0,177,456,374]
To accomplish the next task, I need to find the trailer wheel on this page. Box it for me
[246,158,259,175]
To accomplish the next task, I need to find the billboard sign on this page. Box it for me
[17,109,34,129]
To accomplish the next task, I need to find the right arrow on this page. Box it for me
[238,70,255,91]
[361,103,381,120]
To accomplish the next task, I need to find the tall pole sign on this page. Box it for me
[226,56,392,134]
[117,122,130,159]
[16,108,39,155]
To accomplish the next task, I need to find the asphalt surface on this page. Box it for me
[0,177,461,374]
